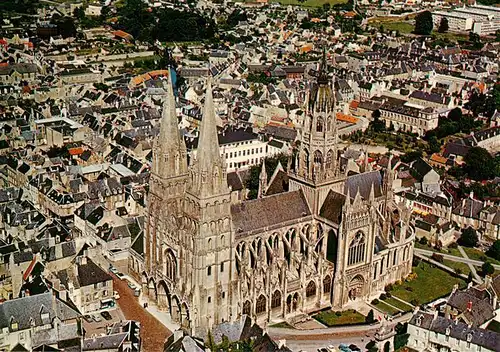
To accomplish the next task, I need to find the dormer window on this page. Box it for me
[10,318,18,331]
[416,316,422,326]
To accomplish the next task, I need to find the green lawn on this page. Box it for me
[373,301,400,316]
[269,321,294,329]
[313,309,366,327]
[433,31,469,41]
[389,262,466,306]
[461,247,500,266]
[272,0,348,7]
[443,259,471,276]
[384,297,413,312]
[380,21,414,34]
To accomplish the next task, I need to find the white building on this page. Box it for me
[432,11,474,31]
[408,310,500,352]
[187,127,270,172]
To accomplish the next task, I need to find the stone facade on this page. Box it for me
[135,59,415,337]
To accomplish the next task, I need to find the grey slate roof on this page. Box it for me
[231,190,311,236]
[0,292,79,331]
[344,170,382,199]
[410,312,500,351]
[77,259,112,287]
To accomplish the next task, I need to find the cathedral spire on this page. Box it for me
[190,78,228,197]
[258,159,267,199]
[154,71,187,179]
[318,47,329,85]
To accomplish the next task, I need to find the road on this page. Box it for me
[415,248,500,270]
[269,313,412,351]
[113,276,172,352]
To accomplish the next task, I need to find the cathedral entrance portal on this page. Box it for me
[348,275,365,300]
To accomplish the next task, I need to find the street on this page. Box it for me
[113,276,172,352]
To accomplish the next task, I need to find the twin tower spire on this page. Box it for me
[153,74,228,198]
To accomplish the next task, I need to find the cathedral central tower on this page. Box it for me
[289,49,343,213]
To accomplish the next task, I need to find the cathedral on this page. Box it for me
[136,57,415,337]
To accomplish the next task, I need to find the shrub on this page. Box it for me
[448,242,458,249]
[455,268,463,275]
[431,253,444,263]
[386,291,392,298]
[380,293,387,300]
[410,298,419,306]
[385,284,394,291]
[366,309,375,323]
[481,262,495,277]
[335,311,342,317]
[419,237,428,245]
[405,286,414,292]
[371,299,380,305]
[406,272,418,281]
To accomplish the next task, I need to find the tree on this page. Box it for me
[458,227,478,248]
[481,261,495,276]
[448,107,462,122]
[438,17,449,33]
[486,240,500,261]
[468,31,483,49]
[464,147,497,180]
[414,11,433,35]
[419,237,428,245]
[371,110,385,133]
[366,309,375,323]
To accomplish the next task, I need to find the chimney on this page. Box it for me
[80,256,87,265]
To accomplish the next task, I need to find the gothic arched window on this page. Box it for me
[314,150,323,164]
[323,276,331,294]
[306,281,316,297]
[271,290,281,309]
[326,150,333,170]
[243,301,251,316]
[348,231,366,266]
[164,251,177,281]
[316,118,324,132]
[256,295,266,315]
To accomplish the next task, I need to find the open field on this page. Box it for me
[272,0,348,6]
[389,262,466,305]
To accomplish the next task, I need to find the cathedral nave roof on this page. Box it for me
[231,190,311,237]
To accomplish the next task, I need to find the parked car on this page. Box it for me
[349,344,360,352]
[113,291,120,300]
[127,281,137,290]
[109,266,118,274]
[93,314,102,322]
[115,272,125,279]
[339,344,351,352]
[101,311,112,321]
[83,315,93,323]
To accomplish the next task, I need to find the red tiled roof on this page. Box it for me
[69,147,84,155]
